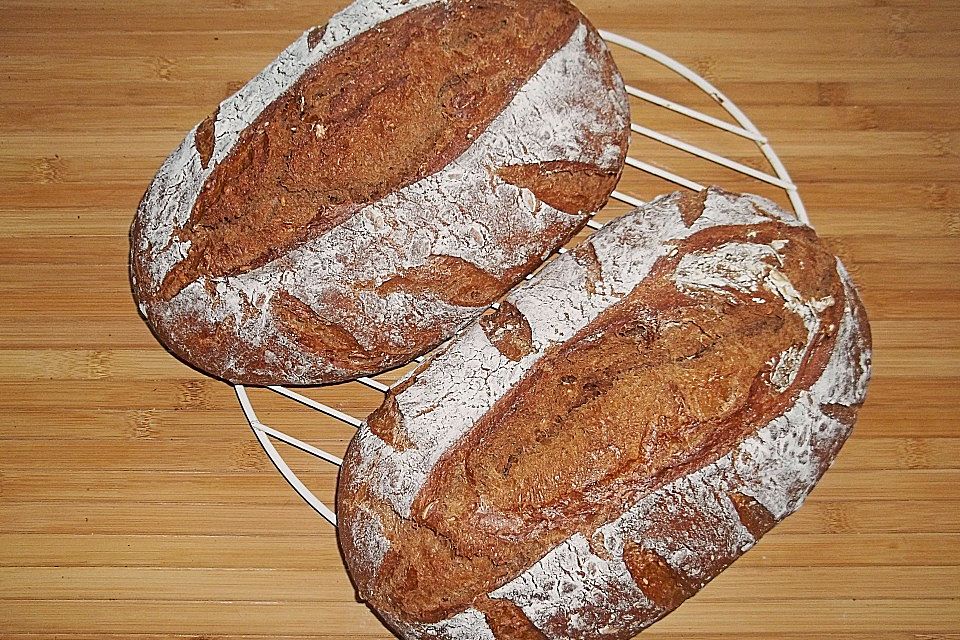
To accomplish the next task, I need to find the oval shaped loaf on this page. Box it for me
[337,188,873,639]
[129,0,630,385]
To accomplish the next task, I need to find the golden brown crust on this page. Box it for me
[475,597,548,640]
[621,543,696,613]
[577,241,605,295]
[676,189,708,227]
[729,491,778,540]
[270,291,382,369]
[497,160,621,215]
[376,255,512,308]
[194,107,218,170]
[479,302,534,362]
[367,395,414,453]
[306,24,327,50]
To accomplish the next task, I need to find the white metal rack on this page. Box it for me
[234,31,807,528]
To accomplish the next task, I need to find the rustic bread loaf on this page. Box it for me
[129,0,630,385]
[337,188,872,639]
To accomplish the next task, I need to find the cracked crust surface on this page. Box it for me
[337,188,872,639]
[129,0,630,385]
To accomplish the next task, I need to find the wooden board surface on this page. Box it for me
[1,0,958,637]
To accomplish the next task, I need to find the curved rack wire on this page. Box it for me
[235,31,807,528]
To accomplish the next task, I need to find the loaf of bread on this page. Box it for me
[129,0,630,385]
[337,188,872,639]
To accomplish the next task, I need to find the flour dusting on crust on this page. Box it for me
[487,268,869,638]
[350,189,815,520]
[132,6,630,384]
[490,533,653,639]
[135,0,441,287]
[410,608,496,640]
[344,189,872,638]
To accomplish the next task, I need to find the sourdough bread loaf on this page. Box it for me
[129,0,630,385]
[337,188,872,639]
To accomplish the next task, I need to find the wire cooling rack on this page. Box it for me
[234,30,807,528]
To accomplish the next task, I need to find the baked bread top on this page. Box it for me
[338,188,872,639]
[130,0,630,385]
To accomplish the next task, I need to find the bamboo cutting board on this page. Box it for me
[1,0,958,637]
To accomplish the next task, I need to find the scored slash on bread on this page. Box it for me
[129,0,630,385]
[337,188,872,639]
